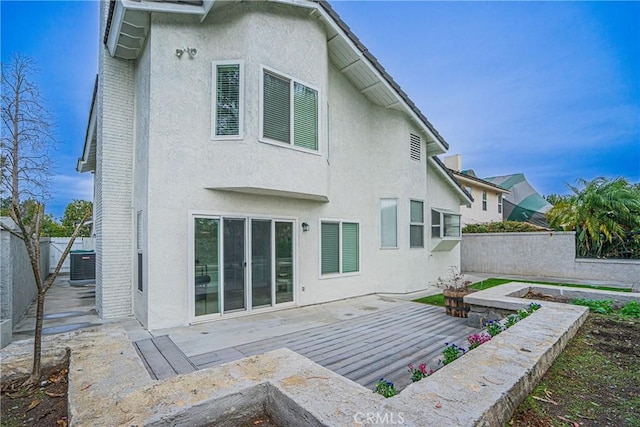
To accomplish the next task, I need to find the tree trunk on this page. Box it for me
[29,291,46,383]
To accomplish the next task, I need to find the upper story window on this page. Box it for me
[321,221,359,276]
[498,194,503,214]
[410,134,421,161]
[380,199,398,248]
[212,61,244,139]
[431,209,461,239]
[482,191,487,211]
[410,200,424,248]
[261,67,319,152]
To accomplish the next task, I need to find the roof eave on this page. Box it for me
[77,77,98,174]
[451,171,510,194]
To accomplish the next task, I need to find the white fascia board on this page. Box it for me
[120,0,205,15]
[428,157,473,205]
[315,6,447,154]
[201,0,217,22]
[77,99,97,173]
[107,0,126,57]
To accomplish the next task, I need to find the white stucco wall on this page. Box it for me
[461,186,503,225]
[461,232,640,285]
[132,29,152,327]
[111,2,464,329]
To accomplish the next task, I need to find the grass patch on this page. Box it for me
[413,278,630,307]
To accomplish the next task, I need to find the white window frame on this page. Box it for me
[380,198,398,249]
[410,199,424,248]
[318,218,361,279]
[482,191,487,211]
[498,194,503,214]
[431,209,462,239]
[259,64,321,155]
[211,60,244,140]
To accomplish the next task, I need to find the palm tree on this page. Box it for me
[546,178,640,258]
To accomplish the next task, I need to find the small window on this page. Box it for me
[212,61,243,139]
[482,191,487,211]
[410,200,424,248]
[410,134,421,161]
[136,211,143,292]
[321,221,359,275]
[498,194,503,214]
[262,67,318,151]
[431,209,461,239]
[380,199,397,248]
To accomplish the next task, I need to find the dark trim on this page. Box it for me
[104,0,116,46]
[431,156,473,202]
[449,169,509,193]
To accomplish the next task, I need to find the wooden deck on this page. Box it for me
[189,303,479,391]
[133,335,198,380]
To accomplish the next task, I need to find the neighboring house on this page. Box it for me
[484,174,553,227]
[77,0,472,330]
[443,155,508,226]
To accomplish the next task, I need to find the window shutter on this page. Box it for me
[410,134,421,161]
[341,222,359,273]
[263,72,290,143]
[215,64,240,136]
[321,222,339,274]
[293,82,318,150]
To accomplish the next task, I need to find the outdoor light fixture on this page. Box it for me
[302,222,310,232]
[176,47,197,58]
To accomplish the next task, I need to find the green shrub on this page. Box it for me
[620,301,640,317]
[571,299,614,314]
[462,221,543,234]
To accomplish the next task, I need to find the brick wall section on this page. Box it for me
[95,1,134,318]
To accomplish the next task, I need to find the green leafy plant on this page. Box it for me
[484,320,505,337]
[441,343,466,365]
[517,309,531,319]
[466,333,492,350]
[462,221,543,234]
[505,314,520,328]
[374,378,397,398]
[620,301,640,317]
[528,303,541,312]
[408,363,434,383]
[572,299,614,314]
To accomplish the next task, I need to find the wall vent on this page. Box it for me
[410,134,421,161]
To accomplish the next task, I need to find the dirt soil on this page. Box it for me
[1,360,69,427]
[510,313,640,427]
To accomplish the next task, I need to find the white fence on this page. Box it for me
[48,237,95,274]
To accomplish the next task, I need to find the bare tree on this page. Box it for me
[1,54,91,384]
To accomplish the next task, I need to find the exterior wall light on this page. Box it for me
[176,47,197,58]
[302,222,310,232]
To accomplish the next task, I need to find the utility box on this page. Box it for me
[70,251,95,285]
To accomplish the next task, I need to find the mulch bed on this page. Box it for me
[1,359,69,427]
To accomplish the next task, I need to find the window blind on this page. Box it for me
[380,199,397,248]
[263,71,290,143]
[293,82,318,150]
[215,64,240,136]
[342,222,359,273]
[321,222,339,274]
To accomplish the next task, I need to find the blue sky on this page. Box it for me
[2,1,638,219]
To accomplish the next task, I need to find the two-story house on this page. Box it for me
[444,155,509,226]
[77,0,472,330]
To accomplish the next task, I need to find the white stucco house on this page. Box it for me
[77,0,472,330]
[444,155,509,226]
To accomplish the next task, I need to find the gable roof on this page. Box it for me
[449,169,509,194]
[102,0,449,155]
[430,157,474,204]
